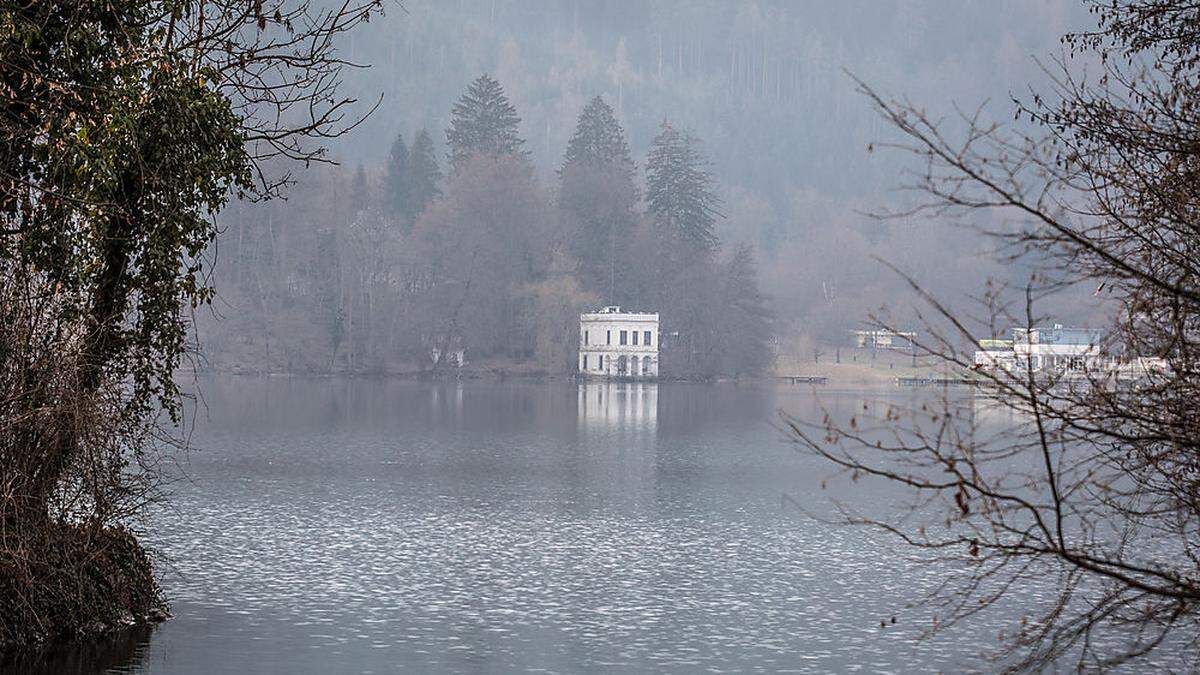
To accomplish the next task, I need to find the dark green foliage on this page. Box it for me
[716,246,774,376]
[1,0,381,650]
[446,74,527,172]
[200,92,774,380]
[383,128,441,225]
[351,164,371,213]
[561,97,636,172]
[403,129,442,223]
[1,2,251,426]
[560,97,639,304]
[384,132,409,216]
[645,121,722,256]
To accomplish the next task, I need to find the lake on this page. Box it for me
[19,378,1027,673]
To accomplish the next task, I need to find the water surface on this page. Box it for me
[20,379,1019,673]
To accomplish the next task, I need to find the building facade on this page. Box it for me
[974,324,1168,381]
[974,325,1103,374]
[579,306,659,378]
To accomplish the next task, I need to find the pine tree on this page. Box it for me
[561,96,636,172]
[403,129,442,222]
[645,121,721,255]
[446,74,526,172]
[717,245,773,375]
[384,131,409,216]
[560,97,638,303]
[351,163,370,213]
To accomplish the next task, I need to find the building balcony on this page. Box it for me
[579,343,657,353]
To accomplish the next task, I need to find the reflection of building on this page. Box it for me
[578,306,659,378]
[577,381,657,431]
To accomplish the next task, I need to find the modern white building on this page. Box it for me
[579,306,659,378]
[974,325,1168,384]
[975,325,1106,375]
[1012,325,1103,372]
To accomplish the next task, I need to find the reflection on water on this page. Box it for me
[577,382,657,433]
[1,624,152,675]
[20,380,1045,673]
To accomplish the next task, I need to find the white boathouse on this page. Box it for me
[579,306,659,378]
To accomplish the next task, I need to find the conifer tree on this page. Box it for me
[645,121,721,255]
[562,97,636,171]
[717,245,773,375]
[560,97,638,303]
[403,129,442,222]
[384,131,409,216]
[446,74,526,172]
[351,163,370,213]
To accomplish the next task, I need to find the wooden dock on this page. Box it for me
[778,375,828,385]
[894,376,977,387]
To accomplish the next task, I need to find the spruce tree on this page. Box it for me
[403,129,442,222]
[718,245,773,375]
[384,131,409,216]
[645,121,721,255]
[560,97,638,303]
[561,96,636,172]
[351,163,370,213]
[446,74,526,172]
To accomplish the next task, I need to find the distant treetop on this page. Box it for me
[446,74,526,172]
[562,96,635,173]
[645,120,722,254]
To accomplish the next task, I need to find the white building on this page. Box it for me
[579,306,659,378]
[975,325,1104,375]
[1012,325,1103,373]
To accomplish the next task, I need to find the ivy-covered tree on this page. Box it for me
[446,74,526,172]
[384,131,409,216]
[0,0,382,646]
[645,121,722,256]
[402,129,442,223]
[560,97,638,303]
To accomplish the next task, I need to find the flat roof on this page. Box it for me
[581,312,658,320]
[1016,326,1102,346]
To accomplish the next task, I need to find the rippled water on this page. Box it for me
[17,379,1039,673]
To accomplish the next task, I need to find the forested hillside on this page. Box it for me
[198,79,770,377]
[196,0,1108,375]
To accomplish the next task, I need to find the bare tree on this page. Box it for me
[787,1,1200,669]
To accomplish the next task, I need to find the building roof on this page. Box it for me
[1015,325,1102,346]
[580,306,658,321]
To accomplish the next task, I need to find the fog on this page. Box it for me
[7,2,1198,672]
[194,0,1107,377]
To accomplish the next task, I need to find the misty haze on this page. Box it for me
[1,1,1197,673]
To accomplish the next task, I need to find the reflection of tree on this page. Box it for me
[2,624,154,675]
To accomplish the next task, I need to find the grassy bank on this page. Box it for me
[774,345,965,385]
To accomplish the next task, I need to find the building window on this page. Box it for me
[584,330,589,346]
[583,355,588,370]
[606,330,611,345]
[632,331,639,345]
[644,330,652,346]
[599,354,604,370]
[620,330,628,345]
